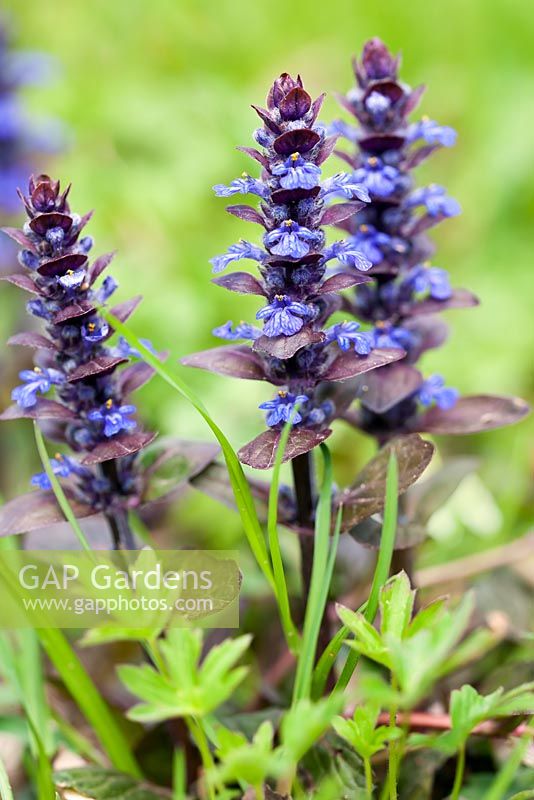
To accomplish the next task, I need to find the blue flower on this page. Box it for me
[407,117,457,148]
[365,90,391,120]
[18,249,39,270]
[26,299,52,319]
[210,240,266,274]
[96,276,118,303]
[406,185,461,217]
[212,321,262,340]
[264,221,322,259]
[11,367,64,409]
[326,321,373,355]
[353,157,400,198]
[213,174,269,198]
[418,375,459,409]
[58,268,86,290]
[349,224,394,265]
[327,119,358,142]
[115,336,157,358]
[46,226,66,251]
[30,454,74,490]
[323,240,372,271]
[407,264,452,301]
[372,323,413,350]
[87,400,137,438]
[81,318,110,343]
[321,173,370,202]
[271,153,322,190]
[259,391,309,427]
[256,295,312,337]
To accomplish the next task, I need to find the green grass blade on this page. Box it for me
[268,411,301,655]
[292,444,336,703]
[33,423,92,553]
[483,724,533,800]
[313,453,399,697]
[0,752,14,800]
[100,309,275,590]
[37,628,141,777]
[25,715,55,800]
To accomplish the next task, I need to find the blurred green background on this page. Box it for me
[1,0,532,561]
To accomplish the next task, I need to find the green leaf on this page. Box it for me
[119,630,250,723]
[38,628,140,777]
[54,767,172,799]
[379,571,415,641]
[336,606,390,668]
[281,695,344,764]
[333,702,402,760]
[448,685,504,747]
[0,754,14,800]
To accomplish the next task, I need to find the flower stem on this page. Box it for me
[291,451,316,600]
[187,716,216,800]
[364,757,373,798]
[101,460,135,549]
[450,745,466,800]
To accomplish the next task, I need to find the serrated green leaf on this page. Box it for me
[281,695,344,764]
[54,767,171,800]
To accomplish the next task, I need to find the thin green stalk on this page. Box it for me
[364,757,373,799]
[37,628,140,777]
[101,309,274,591]
[483,721,533,800]
[387,674,399,800]
[334,453,399,692]
[268,411,301,654]
[33,422,92,553]
[0,754,14,800]
[187,716,217,800]
[172,748,186,800]
[292,445,337,703]
[449,745,466,800]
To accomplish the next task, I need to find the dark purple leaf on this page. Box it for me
[0,490,95,537]
[88,251,116,284]
[359,135,406,155]
[1,274,38,293]
[278,87,312,120]
[1,227,35,249]
[0,400,76,421]
[117,361,157,395]
[338,434,434,529]
[212,271,266,296]
[321,347,404,382]
[251,105,282,134]
[81,431,157,465]
[403,289,479,317]
[414,394,530,435]
[29,212,73,235]
[334,149,358,170]
[334,92,356,116]
[309,93,326,124]
[78,210,94,232]
[347,516,427,550]
[271,186,320,205]
[37,253,88,278]
[8,332,56,350]
[273,129,321,155]
[53,300,95,324]
[236,146,269,169]
[68,356,127,383]
[404,83,426,114]
[109,295,143,324]
[181,345,268,381]
[316,135,339,165]
[253,328,325,359]
[363,81,404,105]
[319,201,366,226]
[358,363,423,414]
[226,205,266,226]
[238,427,332,470]
[405,315,448,355]
[316,272,372,295]
[405,144,440,170]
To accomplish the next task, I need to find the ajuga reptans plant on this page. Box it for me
[332,38,529,445]
[0,175,217,547]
